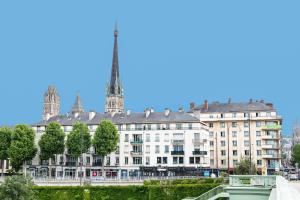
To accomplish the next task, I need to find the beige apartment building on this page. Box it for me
[190,99,282,174]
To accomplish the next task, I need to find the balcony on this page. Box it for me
[92,162,102,166]
[261,134,280,140]
[171,139,184,144]
[65,161,77,166]
[261,124,281,130]
[193,150,208,155]
[171,150,184,155]
[262,144,280,149]
[262,154,281,159]
[130,140,143,145]
[130,151,143,156]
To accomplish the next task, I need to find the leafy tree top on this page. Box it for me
[291,144,300,166]
[66,122,91,158]
[93,120,119,157]
[39,122,65,160]
[0,126,12,160]
[233,157,257,175]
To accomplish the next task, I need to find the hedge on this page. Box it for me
[33,183,219,200]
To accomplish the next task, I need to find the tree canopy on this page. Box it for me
[0,126,12,160]
[39,122,65,160]
[66,122,91,158]
[291,144,300,166]
[9,125,37,172]
[233,158,257,175]
[93,120,119,157]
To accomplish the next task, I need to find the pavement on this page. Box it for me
[288,181,300,196]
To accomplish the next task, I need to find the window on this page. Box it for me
[146,157,150,165]
[221,113,224,118]
[156,124,161,130]
[220,131,226,137]
[210,159,214,165]
[210,150,214,156]
[164,145,169,153]
[256,121,261,127]
[256,131,261,137]
[157,157,162,164]
[256,140,261,146]
[179,157,184,164]
[189,157,195,164]
[233,160,238,166]
[133,157,142,165]
[210,141,214,146]
[244,113,249,118]
[155,134,160,142]
[232,141,237,146]
[244,122,249,128]
[86,157,90,164]
[165,123,170,130]
[176,123,182,130]
[173,157,178,164]
[126,124,131,131]
[163,157,167,164]
[195,157,200,164]
[116,157,119,165]
[232,113,237,118]
[256,112,259,117]
[188,123,193,130]
[221,150,226,156]
[221,159,226,165]
[125,134,129,142]
[209,123,214,128]
[155,145,160,153]
[146,134,150,142]
[257,160,262,165]
[232,131,237,137]
[135,124,142,130]
[125,157,128,165]
[221,141,226,146]
[147,124,151,130]
[244,131,249,137]
[244,150,250,156]
[146,145,150,153]
[266,112,271,117]
[194,132,200,139]
[209,115,214,118]
[233,150,238,156]
[164,133,169,142]
[232,122,237,127]
[257,150,261,156]
[209,132,214,137]
[244,140,249,147]
[220,122,225,128]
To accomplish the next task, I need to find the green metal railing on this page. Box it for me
[183,185,225,200]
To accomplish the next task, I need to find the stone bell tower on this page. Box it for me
[43,85,60,120]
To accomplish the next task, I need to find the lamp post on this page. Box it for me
[80,127,83,186]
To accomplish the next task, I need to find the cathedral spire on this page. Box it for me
[105,24,124,113]
[109,22,121,95]
[43,85,60,120]
[72,93,84,114]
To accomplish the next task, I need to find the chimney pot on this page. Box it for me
[203,100,208,110]
[190,102,195,110]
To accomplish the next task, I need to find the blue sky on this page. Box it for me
[0,1,299,135]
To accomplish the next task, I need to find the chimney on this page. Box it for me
[88,111,96,120]
[190,102,195,110]
[164,108,170,117]
[178,107,184,113]
[266,103,273,109]
[203,100,208,110]
[126,110,131,116]
[145,108,151,118]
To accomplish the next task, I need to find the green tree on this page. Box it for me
[291,144,300,166]
[233,158,257,175]
[0,175,35,200]
[93,120,119,177]
[66,122,91,177]
[38,122,65,162]
[9,125,38,173]
[0,127,12,176]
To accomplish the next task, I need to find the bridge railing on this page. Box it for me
[182,185,225,200]
[229,175,276,188]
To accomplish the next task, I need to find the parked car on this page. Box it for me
[288,173,298,181]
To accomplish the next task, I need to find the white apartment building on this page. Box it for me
[30,108,210,179]
[190,99,282,175]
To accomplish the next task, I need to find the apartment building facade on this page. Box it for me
[29,109,210,179]
[190,99,282,174]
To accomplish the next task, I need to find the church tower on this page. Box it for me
[71,94,84,114]
[43,85,60,120]
[105,25,124,113]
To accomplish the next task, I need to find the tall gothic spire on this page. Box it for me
[43,85,60,120]
[109,23,122,96]
[72,94,84,114]
[105,23,124,113]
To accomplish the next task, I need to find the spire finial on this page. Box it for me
[114,21,118,37]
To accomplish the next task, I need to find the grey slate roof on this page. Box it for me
[33,111,200,126]
[193,101,274,113]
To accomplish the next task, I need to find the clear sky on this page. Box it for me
[0,1,299,135]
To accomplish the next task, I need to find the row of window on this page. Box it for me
[209,131,263,138]
[124,133,201,143]
[212,150,263,156]
[209,121,278,128]
[209,140,264,147]
[210,159,262,166]
[210,112,273,119]
[124,156,188,165]
[121,123,194,131]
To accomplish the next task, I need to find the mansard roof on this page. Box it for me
[33,110,200,126]
[193,101,275,113]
